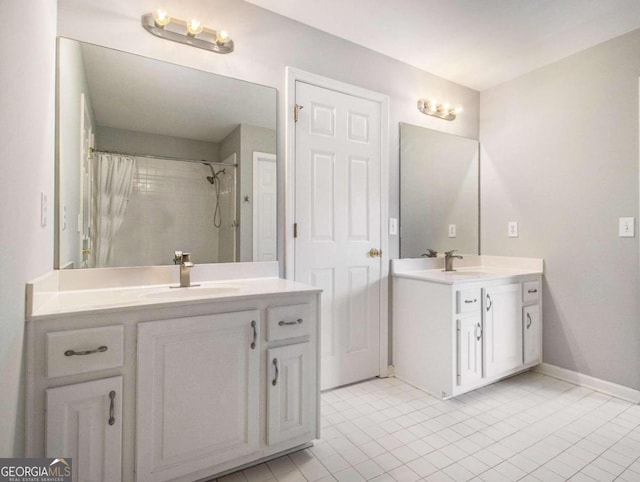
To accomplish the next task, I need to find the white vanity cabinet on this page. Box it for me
[46,376,123,482]
[136,311,261,482]
[483,283,523,378]
[25,273,320,482]
[393,270,542,399]
[135,299,319,482]
[523,281,542,364]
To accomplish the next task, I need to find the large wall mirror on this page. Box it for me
[400,123,479,258]
[55,38,277,269]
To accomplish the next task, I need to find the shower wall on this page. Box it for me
[111,156,235,266]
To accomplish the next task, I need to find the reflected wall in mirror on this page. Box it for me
[56,38,277,269]
[400,123,479,258]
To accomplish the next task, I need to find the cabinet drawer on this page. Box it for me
[266,304,312,341]
[523,281,540,303]
[46,325,124,378]
[456,288,481,314]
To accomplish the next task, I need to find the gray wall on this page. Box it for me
[96,126,220,162]
[480,29,640,390]
[0,0,56,456]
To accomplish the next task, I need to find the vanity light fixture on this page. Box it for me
[417,98,462,121]
[142,9,234,54]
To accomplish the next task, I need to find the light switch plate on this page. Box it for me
[448,224,456,238]
[389,217,398,236]
[619,217,635,237]
[508,221,518,237]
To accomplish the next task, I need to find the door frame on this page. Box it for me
[284,67,390,378]
[252,151,277,261]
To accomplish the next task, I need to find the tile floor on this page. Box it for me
[217,372,640,481]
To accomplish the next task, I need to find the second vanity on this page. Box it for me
[392,255,543,399]
[25,262,320,482]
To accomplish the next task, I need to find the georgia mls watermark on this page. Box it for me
[0,458,72,482]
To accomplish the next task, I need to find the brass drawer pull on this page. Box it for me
[64,345,108,357]
[272,358,279,386]
[278,318,303,326]
[250,320,257,350]
[108,390,116,426]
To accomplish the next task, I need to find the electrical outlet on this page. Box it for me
[508,221,518,237]
[448,224,456,238]
[389,217,398,235]
[619,217,635,237]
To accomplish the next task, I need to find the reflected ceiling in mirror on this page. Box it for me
[56,38,277,269]
[400,123,479,258]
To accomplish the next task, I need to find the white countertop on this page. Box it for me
[26,262,321,320]
[392,255,543,285]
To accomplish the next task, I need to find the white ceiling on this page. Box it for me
[245,0,640,91]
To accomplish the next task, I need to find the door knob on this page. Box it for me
[368,248,382,258]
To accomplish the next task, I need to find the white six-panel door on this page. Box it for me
[294,81,382,389]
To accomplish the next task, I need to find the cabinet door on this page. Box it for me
[523,305,542,364]
[484,283,523,378]
[136,311,260,482]
[267,342,314,446]
[456,317,483,387]
[46,376,122,482]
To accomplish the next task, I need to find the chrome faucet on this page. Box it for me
[444,250,463,272]
[173,251,196,287]
[421,248,438,258]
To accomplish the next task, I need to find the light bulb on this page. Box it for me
[454,106,463,114]
[216,30,230,45]
[153,9,171,28]
[186,19,203,36]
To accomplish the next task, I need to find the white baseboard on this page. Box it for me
[533,363,640,404]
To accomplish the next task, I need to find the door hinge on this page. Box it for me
[294,104,304,123]
[293,223,298,238]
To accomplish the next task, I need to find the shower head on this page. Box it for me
[203,162,226,184]
[203,162,216,184]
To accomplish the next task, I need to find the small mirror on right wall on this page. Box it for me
[400,123,480,258]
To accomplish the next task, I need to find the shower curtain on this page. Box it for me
[90,152,136,268]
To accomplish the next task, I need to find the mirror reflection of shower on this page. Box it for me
[203,162,227,228]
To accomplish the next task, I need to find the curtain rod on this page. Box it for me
[88,148,238,167]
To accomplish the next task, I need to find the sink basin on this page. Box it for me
[142,285,242,300]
